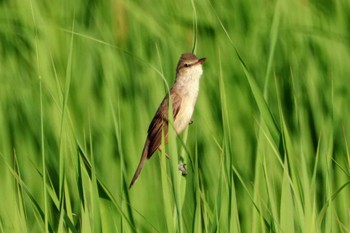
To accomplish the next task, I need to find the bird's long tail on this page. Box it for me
[129,139,150,189]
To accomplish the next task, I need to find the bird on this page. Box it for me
[129,53,206,188]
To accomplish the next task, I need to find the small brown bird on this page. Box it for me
[129,53,206,188]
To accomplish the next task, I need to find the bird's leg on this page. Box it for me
[158,149,187,174]
[157,148,170,159]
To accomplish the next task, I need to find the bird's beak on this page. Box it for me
[197,57,207,65]
[190,57,206,67]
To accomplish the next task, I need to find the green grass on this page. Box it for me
[1,0,350,232]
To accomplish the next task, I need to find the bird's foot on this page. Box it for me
[178,163,188,176]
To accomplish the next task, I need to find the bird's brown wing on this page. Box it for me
[147,90,182,158]
[129,90,182,188]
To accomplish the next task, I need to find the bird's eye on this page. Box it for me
[184,64,190,67]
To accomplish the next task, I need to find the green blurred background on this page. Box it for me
[1,0,350,232]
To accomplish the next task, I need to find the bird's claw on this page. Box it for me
[178,163,188,175]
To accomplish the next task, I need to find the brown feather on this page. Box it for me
[129,138,150,189]
[129,89,182,188]
[147,90,182,158]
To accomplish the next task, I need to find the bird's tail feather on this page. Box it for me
[129,139,150,189]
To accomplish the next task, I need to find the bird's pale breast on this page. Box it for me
[174,80,199,134]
